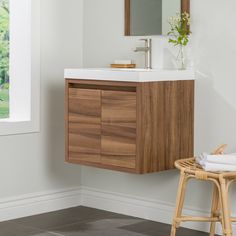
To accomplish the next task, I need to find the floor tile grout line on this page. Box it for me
[8,222,65,236]
[10,217,97,232]
[46,231,65,236]
[9,221,54,234]
[44,218,146,233]
[10,213,139,233]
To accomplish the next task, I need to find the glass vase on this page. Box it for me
[177,45,187,70]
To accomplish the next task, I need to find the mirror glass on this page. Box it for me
[125,0,189,36]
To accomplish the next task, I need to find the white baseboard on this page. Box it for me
[0,187,82,222]
[81,186,236,235]
[0,185,235,235]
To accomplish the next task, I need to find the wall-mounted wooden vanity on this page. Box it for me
[65,69,194,174]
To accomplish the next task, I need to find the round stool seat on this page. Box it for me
[175,157,236,180]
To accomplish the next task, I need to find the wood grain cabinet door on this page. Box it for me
[67,88,101,164]
[101,91,137,169]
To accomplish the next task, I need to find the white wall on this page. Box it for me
[0,0,83,201]
[82,0,236,231]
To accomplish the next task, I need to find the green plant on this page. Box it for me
[167,12,191,47]
[0,0,9,85]
[0,0,9,118]
[167,12,191,70]
[2,82,9,89]
[0,88,9,118]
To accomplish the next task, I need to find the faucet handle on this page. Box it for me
[140,38,152,46]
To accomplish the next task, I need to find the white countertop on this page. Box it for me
[64,68,195,82]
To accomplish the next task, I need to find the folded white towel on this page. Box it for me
[206,154,236,165]
[202,162,236,172]
[196,152,207,166]
[196,153,236,166]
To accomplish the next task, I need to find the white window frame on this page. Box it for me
[0,0,40,136]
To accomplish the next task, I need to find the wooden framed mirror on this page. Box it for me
[125,0,190,36]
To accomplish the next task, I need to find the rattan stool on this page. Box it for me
[170,148,236,236]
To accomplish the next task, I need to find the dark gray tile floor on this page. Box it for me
[0,206,210,236]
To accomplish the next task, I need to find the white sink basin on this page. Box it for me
[64,68,195,82]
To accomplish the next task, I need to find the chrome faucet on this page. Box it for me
[134,38,152,69]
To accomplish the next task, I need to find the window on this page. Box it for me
[0,0,9,119]
[0,0,40,135]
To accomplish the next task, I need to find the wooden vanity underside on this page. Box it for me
[65,79,194,174]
